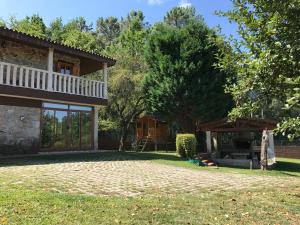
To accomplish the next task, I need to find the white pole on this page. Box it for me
[94,107,99,150]
[47,48,54,91]
[206,131,212,154]
[103,62,108,99]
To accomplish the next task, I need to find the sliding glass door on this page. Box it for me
[41,103,93,151]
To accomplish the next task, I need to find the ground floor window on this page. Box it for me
[41,103,93,150]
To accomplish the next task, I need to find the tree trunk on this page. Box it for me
[119,134,125,152]
[118,123,130,152]
[260,129,269,170]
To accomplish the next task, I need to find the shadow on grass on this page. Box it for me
[273,160,300,175]
[0,151,182,167]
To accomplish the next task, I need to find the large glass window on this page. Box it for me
[41,103,94,150]
[70,112,81,149]
[41,110,55,148]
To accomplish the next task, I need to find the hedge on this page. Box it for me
[176,134,197,158]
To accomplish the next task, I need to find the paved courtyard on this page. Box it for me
[0,153,299,197]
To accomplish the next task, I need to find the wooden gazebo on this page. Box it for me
[197,117,277,168]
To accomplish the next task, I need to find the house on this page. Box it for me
[0,27,115,155]
[197,117,277,168]
[135,115,169,151]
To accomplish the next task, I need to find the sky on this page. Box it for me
[0,0,238,38]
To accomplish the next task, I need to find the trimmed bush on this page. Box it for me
[176,134,197,158]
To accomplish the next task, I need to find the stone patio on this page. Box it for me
[0,154,299,197]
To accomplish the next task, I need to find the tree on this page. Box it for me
[217,0,300,139]
[120,10,148,72]
[9,14,47,38]
[47,18,64,42]
[96,16,120,48]
[0,19,6,27]
[60,17,98,52]
[164,6,196,27]
[144,14,232,132]
[107,72,145,151]
[101,11,148,151]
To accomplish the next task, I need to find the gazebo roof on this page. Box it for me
[197,117,277,132]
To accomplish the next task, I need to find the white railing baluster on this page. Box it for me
[53,74,57,91]
[72,77,75,94]
[25,68,29,87]
[96,82,99,97]
[12,66,17,86]
[93,82,96,97]
[58,75,62,92]
[37,71,40,89]
[19,67,24,87]
[90,81,93,96]
[0,63,3,84]
[31,70,35,88]
[63,76,67,93]
[42,72,46,90]
[85,80,89,96]
[77,78,80,95]
[89,81,92,96]
[68,76,71,93]
[99,82,103,98]
[6,65,11,85]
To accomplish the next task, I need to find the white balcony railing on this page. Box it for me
[0,61,106,99]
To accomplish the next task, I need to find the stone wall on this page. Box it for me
[0,105,41,155]
[0,39,80,74]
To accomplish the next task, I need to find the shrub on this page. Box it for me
[176,134,197,158]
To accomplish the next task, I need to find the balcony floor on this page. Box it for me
[0,84,107,106]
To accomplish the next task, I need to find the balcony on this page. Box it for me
[0,61,107,103]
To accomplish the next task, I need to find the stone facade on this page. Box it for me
[0,105,41,155]
[0,39,80,75]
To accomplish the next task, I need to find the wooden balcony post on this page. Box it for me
[103,62,108,99]
[47,48,54,91]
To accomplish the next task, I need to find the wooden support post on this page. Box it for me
[206,131,212,154]
[103,62,108,99]
[93,107,99,150]
[47,48,54,91]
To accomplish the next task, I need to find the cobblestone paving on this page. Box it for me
[0,156,299,197]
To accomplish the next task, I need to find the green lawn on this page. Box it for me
[0,185,299,225]
[0,151,299,225]
[145,152,300,178]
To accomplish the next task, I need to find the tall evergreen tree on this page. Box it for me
[144,11,232,132]
[9,14,47,38]
[164,6,196,27]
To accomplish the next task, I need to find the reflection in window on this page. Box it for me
[41,110,55,148]
[69,105,92,111]
[43,103,68,110]
[41,109,93,150]
[58,62,73,75]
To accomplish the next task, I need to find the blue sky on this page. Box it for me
[0,0,238,38]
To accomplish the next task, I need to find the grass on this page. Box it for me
[0,151,299,224]
[0,186,299,225]
[145,152,300,178]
